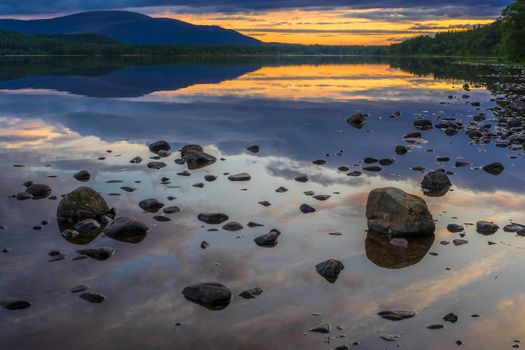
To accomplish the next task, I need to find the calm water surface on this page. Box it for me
[1,57,524,349]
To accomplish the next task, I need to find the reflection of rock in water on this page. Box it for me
[57,186,112,245]
[365,231,435,269]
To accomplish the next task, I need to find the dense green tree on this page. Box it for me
[501,0,525,60]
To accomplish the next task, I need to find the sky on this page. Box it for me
[0,0,514,45]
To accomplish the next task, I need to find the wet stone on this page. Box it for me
[198,213,229,225]
[313,195,330,201]
[346,112,366,129]
[482,162,504,176]
[139,199,164,213]
[254,229,281,247]
[476,221,499,235]
[71,285,89,293]
[76,247,114,261]
[25,183,52,199]
[204,175,217,182]
[163,206,181,214]
[246,145,260,153]
[16,192,33,200]
[80,292,106,303]
[182,282,231,310]
[239,287,263,299]
[153,215,171,222]
[378,310,416,321]
[0,299,31,310]
[309,323,331,333]
[222,221,243,231]
[443,313,459,323]
[295,175,309,182]
[148,140,171,154]
[427,324,444,330]
[74,219,101,234]
[453,239,469,246]
[447,224,465,233]
[104,217,149,244]
[258,201,271,207]
[228,173,251,181]
[73,170,91,182]
[300,204,316,214]
[147,161,167,170]
[315,259,344,283]
[120,187,136,192]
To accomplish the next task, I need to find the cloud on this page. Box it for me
[0,0,513,17]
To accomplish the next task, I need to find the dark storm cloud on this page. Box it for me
[0,0,513,16]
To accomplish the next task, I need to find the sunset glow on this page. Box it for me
[148,8,495,45]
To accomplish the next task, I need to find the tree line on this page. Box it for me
[390,0,525,61]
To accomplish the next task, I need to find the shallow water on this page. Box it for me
[1,57,524,350]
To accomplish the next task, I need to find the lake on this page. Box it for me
[0,56,524,350]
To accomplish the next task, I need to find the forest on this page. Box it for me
[390,0,525,61]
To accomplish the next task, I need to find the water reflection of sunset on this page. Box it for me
[151,64,458,101]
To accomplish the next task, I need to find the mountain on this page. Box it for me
[0,11,261,45]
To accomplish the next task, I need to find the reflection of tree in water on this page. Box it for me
[390,57,525,119]
[365,231,435,269]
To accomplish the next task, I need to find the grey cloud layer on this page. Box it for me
[0,0,513,16]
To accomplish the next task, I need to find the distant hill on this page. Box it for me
[0,10,261,45]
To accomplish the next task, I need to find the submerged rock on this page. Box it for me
[246,145,260,153]
[447,224,464,233]
[295,174,309,183]
[482,162,504,175]
[25,183,52,199]
[346,113,366,129]
[148,140,171,154]
[0,299,31,310]
[147,161,167,169]
[378,310,416,321]
[228,173,251,181]
[254,229,281,247]
[80,292,106,303]
[181,145,216,170]
[476,221,499,235]
[309,323,331,333]
[315,259,344,283]
[138,199,164,213]
[73,170,91,182]
[76,247,114,261]
[198,213,229,225]
[104,217,149,244]
[222,221,243,231]
[366,187,435,236]
[239,287,263,299]
[182,282,231,310]
[300,204,316,214]
[365,231,434,269]
[421,170,452,197]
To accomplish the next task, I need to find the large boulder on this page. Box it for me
[366,187,435,236]
[57,186,110,244]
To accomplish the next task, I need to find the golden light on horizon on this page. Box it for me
[150,64,458,101]
[149,8,495,45]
